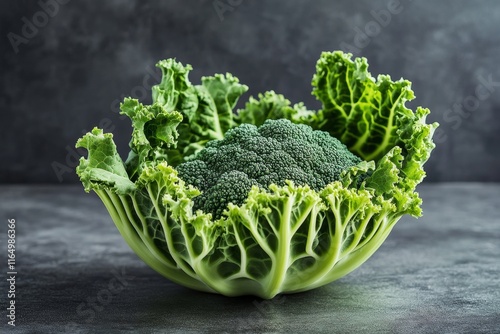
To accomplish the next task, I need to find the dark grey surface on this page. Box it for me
[0,183,499,333]
[2,0,500,183]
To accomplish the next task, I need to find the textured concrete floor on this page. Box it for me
[0,184,499,333]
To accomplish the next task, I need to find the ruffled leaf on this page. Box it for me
[235,90,318,127]
[120,98,183,179]
[153,60,248,166]
[75,128,135,194]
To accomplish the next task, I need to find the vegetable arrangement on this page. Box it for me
[76,51,438,299]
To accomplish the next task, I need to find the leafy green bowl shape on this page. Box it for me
[76,51,438,299]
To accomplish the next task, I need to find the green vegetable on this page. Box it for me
[76,51,438,298]
[149,59,248,168]
[177,119,362,219]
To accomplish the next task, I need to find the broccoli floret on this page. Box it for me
[176,119,362,218]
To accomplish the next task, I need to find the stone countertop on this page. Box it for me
[0,184,499,333]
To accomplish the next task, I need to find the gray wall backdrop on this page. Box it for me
[1,0,499,183]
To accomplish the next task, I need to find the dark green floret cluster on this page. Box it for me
[176,119,362,218]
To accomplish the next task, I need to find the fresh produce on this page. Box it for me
[76,51,438,298]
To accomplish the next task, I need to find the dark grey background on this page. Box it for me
[1,0,499,183]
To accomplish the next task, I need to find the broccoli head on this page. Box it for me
[176,119,362,218]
